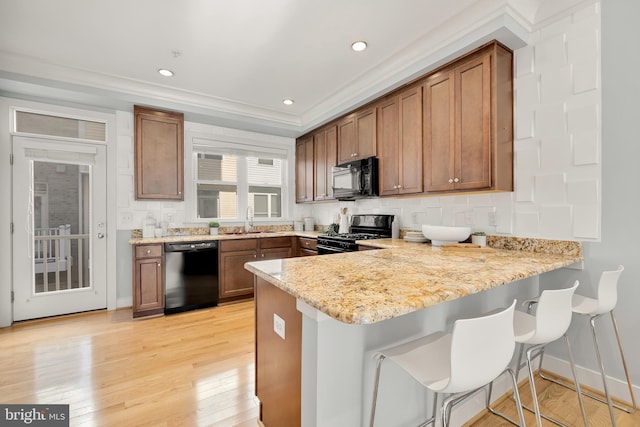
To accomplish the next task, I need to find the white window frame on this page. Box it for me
[186,131,293,225]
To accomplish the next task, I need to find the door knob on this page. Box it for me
[97,233,105,239]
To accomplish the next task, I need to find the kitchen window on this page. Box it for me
[193,141,288,222]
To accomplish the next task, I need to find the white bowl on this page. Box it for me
[421,225,471,246]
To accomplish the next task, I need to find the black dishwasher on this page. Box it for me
[164,241,218,314]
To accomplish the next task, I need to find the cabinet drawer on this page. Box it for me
[220,238,258,252]
[135,244,162,259]
[298,237,317,251]
[260,236,294,249]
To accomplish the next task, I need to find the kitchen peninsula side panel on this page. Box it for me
[255,277,301,427]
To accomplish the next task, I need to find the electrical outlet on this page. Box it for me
[273,313,285,340]
[120,211,133,224]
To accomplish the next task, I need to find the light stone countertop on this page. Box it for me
[245,238,582,325]
[129,230,322,245]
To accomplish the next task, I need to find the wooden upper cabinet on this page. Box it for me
[295,136,314,202]
[313,125,337,201]
[424,42,513,193]
[134,106,184,200]
[378,85,423,196]
[337,106,376,164]
[424,71,456,192]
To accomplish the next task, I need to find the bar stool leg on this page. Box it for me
[525,346,544,427]
[539,312,637,418]
[563,334,589,427]
[609,310,638,411]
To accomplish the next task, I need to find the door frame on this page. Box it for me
[0,97,117,326]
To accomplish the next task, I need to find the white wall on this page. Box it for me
[541,0,640,394]
[296,3,602,243]
[114,113,295,232]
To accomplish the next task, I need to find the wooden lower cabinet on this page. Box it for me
[255,277,302,427]
[219,237,294,302]
[297,237,318,256]
[219,239,258,301]
[132,244,164,318]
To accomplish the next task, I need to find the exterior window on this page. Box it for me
[248,157,282,218]
[194,152,285,221]
[196,154,237,219]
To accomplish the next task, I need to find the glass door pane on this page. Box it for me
[33,160,90,293]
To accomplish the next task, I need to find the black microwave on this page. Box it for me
[332,156,379,200]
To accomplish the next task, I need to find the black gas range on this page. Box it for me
[317,214,394,254]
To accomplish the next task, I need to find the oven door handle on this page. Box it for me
[317,245,349,255]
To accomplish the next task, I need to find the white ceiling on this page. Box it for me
[0,0,576,137]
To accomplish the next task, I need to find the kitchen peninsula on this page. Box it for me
[245,237,582,427]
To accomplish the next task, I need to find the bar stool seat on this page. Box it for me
[369,300,526,427]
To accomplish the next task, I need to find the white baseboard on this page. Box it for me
[445,355,639,427]
[541,354,639,404]
[116,296,132,309]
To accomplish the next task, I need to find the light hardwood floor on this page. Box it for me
[1,302,637,426]
[0,302,259,426]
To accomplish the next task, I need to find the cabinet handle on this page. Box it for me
[262,253,265,258]
[146,249,151,254]
[253,254,257,258]
[397,184,402,189]
[448,179,453,183]
[454,178,460,183]
[157,263,161,267]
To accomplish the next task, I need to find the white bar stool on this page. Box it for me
[369,300,526,427]
[490,281,588,426]
[541,265,637,426]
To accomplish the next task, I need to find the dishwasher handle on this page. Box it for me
[164,241,218,252]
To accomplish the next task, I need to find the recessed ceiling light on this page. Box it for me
[351,41,368,52]
[283,99,294,106]
[158,69,174,77]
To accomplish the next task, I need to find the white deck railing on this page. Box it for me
[34,224,70,273]
[33,225,89,292]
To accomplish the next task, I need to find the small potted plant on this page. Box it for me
[208,221,220,235]
[471,231,487,247]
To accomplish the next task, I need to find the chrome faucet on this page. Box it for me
[245,206,254,232]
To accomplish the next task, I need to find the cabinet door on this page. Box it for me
[133,257,164,317]
[356,107,376,159]
[295,137,314,202]
[377,97,400,196]
[134,106,184,200]
[298,248,317,257]
[313,131,327,200]
[313,126,337,200]
[398,86,423,194]
[219,249,257,299]
[455,54,491,190]
[355,107,377,160]
[337,115,356,164]
[424,71,455,192]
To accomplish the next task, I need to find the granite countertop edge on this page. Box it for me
[244,239,583,325]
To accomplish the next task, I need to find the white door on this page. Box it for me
[12,136,107,321]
